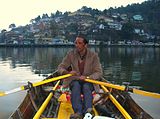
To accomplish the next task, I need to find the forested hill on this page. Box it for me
[1,0,160,45]
[108,0,160,24]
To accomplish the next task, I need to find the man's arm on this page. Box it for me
[89,54,103,80]
[58,53,71,75]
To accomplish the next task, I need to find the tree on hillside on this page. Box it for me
[34,15,41,23]
[55,10,62,17]
[9,23,16,29]
[0,29,7,43]
[42,14,49,19]
[50,21,59,37]
[64,23,79,41]
[121,22,134,40]
[63,11,71,17]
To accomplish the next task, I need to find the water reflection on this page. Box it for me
[0,47,72,75]
[98,47,160,93]
[0,47,160,93]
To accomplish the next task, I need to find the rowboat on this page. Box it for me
[9,72,153,119]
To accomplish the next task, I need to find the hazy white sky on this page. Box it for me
[0,0,145,30]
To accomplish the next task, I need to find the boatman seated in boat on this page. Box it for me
[58,34,103,119]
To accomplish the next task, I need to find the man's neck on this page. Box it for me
[79,48,87,56]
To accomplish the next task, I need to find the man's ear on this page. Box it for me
[85,44,88,48]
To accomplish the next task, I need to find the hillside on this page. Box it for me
[0,0,160,45]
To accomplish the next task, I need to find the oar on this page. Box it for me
[101,85,132,119]
[33,80,60,119]
[0,74,72,97]
[85,78,160,99]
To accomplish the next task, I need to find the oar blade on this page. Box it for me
[133,89,160,99]
[0,91,6,96]
[0,74,72,97]
[0,87,24,97]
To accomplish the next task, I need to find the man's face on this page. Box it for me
[75,37,87,52]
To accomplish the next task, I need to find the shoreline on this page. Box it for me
[0,44,159,48]
[0,44,74,47]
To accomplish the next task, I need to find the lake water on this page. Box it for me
[0,47,160,119]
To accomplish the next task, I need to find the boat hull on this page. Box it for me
[9,74,153,119]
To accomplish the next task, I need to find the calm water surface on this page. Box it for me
[0,47,160,119]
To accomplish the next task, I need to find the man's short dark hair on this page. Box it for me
[77,34,88,44]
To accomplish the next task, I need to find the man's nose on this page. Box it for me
[75,43,79,47]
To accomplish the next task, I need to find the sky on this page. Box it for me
[0,0,145,31]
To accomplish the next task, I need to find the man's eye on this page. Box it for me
[75,42,81,44]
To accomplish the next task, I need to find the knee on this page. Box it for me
[71,80,80,89]
[83,83,93,91]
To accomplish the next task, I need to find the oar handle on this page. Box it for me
[32,74,72,87]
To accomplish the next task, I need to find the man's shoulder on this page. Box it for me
[87,49,98,56]
[67,49,76,56]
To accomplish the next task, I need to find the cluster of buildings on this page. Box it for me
[0,8,159,46]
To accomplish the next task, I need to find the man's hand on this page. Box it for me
[69,71,78,76]
[79,75,86,80]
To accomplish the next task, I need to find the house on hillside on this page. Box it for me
[134,28,144,35]
[133,15,143,21]
[97,16,114,23]
[68,11,92,17]
[120,14,128,20]
[112,13,120,19]
[108,22,122,30]
[99,24,105,29]
[52,37,64,44]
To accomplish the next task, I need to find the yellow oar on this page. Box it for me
[101,85,132,119]
[85,78,160,99]
[132,88,160,99]
[33,80,60,119]
[0,74,72,97]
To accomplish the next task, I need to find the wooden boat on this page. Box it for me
[9,72,153,119]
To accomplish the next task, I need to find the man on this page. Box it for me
[58,35,102,119]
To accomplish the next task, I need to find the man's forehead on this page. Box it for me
[75,37,84,42]
[76,37,83,40]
